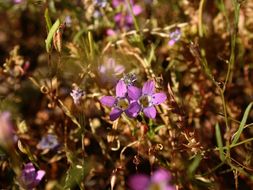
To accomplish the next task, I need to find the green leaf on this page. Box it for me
[63,160,92,190]
[64,165,84,189]
[45,19,60,53]
[232,102,253,145]
[188,154,202,178]
[215,123,225,161]
[44,8,52,32]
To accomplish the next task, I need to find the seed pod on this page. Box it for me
[53,23,66,53]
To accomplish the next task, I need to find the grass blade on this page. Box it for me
[215,123,225,161]
[45,19,60,53]
[44,8,52,32]
[231,102,253,145]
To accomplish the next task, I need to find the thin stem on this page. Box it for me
[198,0,205,38]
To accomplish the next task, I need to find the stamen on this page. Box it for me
[116,98,129,110]
[139,95,151,108]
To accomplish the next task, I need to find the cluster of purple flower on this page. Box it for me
[100,75,167,121]
[128,169,175,190]
[107,0,142,35]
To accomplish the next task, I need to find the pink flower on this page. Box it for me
[128,169,175,190]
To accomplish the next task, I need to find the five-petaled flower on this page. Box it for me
[100,79,167,120]
[37,134,59,150]
[128,80,167,118]
[19,163,45,190]
[100,80,137,121]
[128,169,175,190]
[98,58,125,86]
[168,28,181,46]
[70,87,85,105]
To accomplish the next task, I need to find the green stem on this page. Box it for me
[198,0,205,38]
[125,0,145,52]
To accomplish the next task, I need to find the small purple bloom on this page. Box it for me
[65,16,72,27]
[70,88,85,105]
[111,0,142,31]
[13,0,23,3]
[98,58,125,86]
[37,134,59,150]
[19,163,45,190]
[128,169,175,190]
[95,0,108,7]
[128,80,167,119]
[100,80,135,121]
[106,29,117,36]
[168,28,181,46]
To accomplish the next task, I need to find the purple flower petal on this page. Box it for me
[106,29,117,36]
[152,93,167,105]
[112,0,121,7]
[21,163,37,187]
[114,13,123,23]
[20,163,45,189]
[99,65,106,73]
[143,106,156,118]
[128,174,150,190]
[33,170,45,186]
[37,134,59,150]
[100,96,116,107]
[151,169,171,183]
[132,5,142,15]
[142,80,155,95]
[125,102,141,118]
[126,15,133,25]
[168,40,176,46]
[166,186,176,190]
[114,65,125,75]
[110,108,123,121]
[128,86,142,100]
[116,80,127,98]
[23,163,36,174]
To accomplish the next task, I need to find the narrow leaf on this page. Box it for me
[232,102,253,145]
[45,19,60,53]
[215,123,225,161]
[44,8,52,32]
[188,154,202,177]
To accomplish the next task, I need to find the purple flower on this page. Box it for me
[0,112,15,148]
[37,134,59,150]
[13,0,23,3]
[98,58,125,86]
[100,80,137,121]
[128,80,167,118]
[95,0,108,7]
[19,163,45,190]
[65,16,72,27]
[168,28,181,46]
[70,88,85,105]
[128,169,175,190]
[109,0,142,33]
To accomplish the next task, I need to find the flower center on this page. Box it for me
[139,95,151,108]
[116,98,129,110]
[148,183,163,190]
